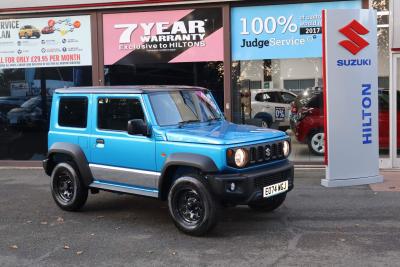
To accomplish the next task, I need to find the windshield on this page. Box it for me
[149,90,223,126]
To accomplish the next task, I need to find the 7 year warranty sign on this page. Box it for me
[0,15,92,69]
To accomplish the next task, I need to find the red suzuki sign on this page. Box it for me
[338,19,369,55]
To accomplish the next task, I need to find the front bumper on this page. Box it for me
[206,162,294,204]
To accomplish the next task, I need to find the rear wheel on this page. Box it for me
[308,130,325,156]
[248,193,286,212]
[168,176,219,236]
[51,162,88,211]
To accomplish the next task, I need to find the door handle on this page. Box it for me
[96,139,104,144]
[95,138,105,148]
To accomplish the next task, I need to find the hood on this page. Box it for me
[163,121,286,145]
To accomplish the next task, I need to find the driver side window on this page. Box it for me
[97,98,144,131]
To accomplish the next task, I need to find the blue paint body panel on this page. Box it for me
[48,89,291,193]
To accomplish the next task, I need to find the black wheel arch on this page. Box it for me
[44,142,93,187]
[158,153,219,200]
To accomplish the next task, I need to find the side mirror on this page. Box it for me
[127,119,150,136]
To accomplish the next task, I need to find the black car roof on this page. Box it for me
[55,85,208,94]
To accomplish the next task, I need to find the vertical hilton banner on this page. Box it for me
[103,8,223,65]
[321,9,383,187]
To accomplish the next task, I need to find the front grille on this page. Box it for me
[247,141,286,166]
[227,140,289,168]
[254,169,292,190]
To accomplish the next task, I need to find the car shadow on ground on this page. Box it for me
[80,192,291,237]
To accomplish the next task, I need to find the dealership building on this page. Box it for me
[0,0,398,168]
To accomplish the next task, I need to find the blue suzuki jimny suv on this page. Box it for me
[43,86,293,236]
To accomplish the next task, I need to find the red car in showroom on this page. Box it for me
[290,88,399,155]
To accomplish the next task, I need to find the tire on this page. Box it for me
[308,130,325,156]
[261,119,271,128]
[248,193,286,212]
[50,162,88,211]
[168,176,219,236]
[254,113,273,128]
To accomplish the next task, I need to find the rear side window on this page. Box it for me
[58,97,88,128]
[97,98,144,131]
[266,92,283,103]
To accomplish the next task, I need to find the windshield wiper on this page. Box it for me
[178,119,201,128]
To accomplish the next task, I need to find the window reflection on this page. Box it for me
[0,66,92,159]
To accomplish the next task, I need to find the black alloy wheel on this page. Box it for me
[168,176,219,236]
[176,189,204,225]
[51,162,88,211]
[54,170,75,203]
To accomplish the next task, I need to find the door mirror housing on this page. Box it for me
[127,119,150,136]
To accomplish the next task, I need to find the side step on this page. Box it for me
[89,180,159,198]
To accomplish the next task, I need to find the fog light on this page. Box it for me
[230,182,236,191]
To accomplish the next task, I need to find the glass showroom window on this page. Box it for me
[0,14,93,160]
[0,66,92,160]
[231,1,361,163]
[371,0,391,158]
[102,8,225,110]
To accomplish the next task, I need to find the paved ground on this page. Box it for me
[1,168,400,267]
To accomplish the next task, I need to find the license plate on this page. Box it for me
[263,180,288,198]
[275,107,285,121]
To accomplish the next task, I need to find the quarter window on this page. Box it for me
[97,98,144,131]
[58,97,88,128]
[281,92,296,103]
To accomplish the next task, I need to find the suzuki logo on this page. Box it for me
[265,147,271,159]
[338,20,369,55]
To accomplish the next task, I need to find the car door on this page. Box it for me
[265,92,286,123]
[89,94,157,190]
[251,92,266,117]
[280,92,297,125]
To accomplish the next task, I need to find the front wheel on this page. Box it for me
[248,193,286,212]
[168,176,219,236]
[51,162,88,211]
[261,119,271,128]
[308,130,325,156]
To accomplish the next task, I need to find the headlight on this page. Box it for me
[234,148,249,168]
[283,141,290,157]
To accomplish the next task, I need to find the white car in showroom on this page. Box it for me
[250,89,297,130]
